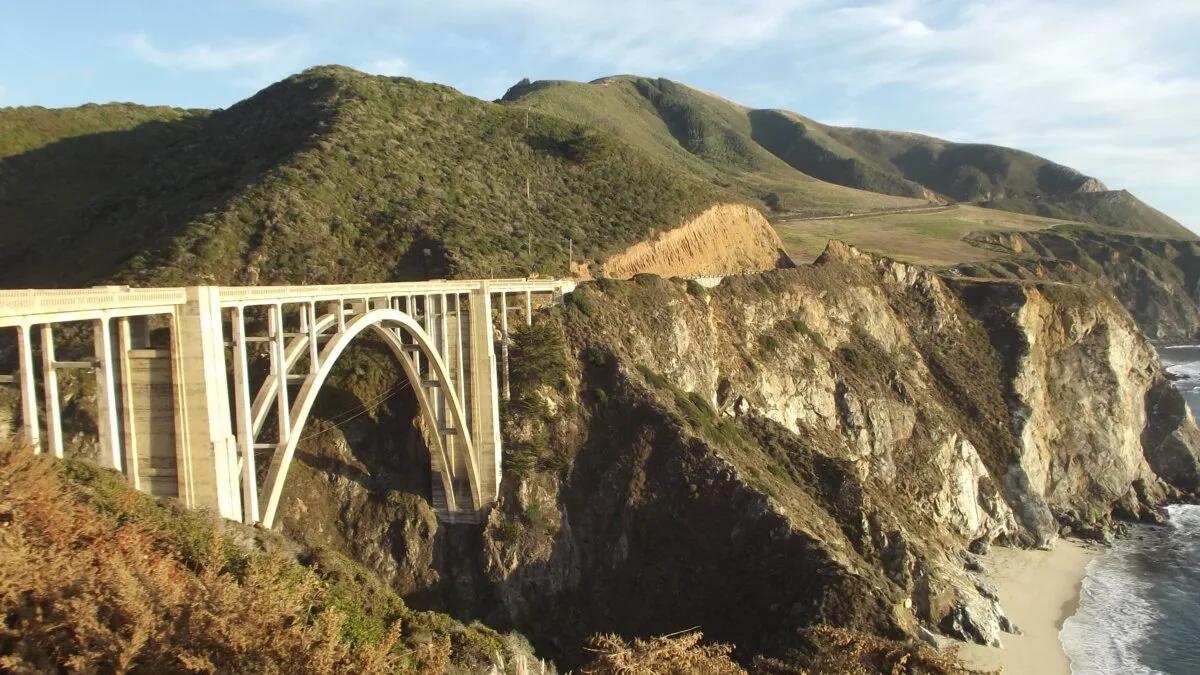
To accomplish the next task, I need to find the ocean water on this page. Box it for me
[1060,346,1200,674]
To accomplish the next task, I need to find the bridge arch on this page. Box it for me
[258,307,479,529]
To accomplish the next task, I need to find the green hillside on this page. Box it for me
[0,104,208,286]
[500,76,927,216]
[2,67,1191,289]
[506,76,1193,239]
[0,102,200,159]
[0,67,722,287]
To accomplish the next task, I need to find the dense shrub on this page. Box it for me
[0,442,521,673]
[581,631,743,674]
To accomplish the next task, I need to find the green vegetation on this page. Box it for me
[0,67,719,287]
[506,75,1192,238]
[775,204,1073,265]
[636,364,750,450]
[2,67,1188,290]
[503,76,926,217]
[747,109,927,198]
[0,104,207,286]
[0,103,200,159]
[502,320,570,479]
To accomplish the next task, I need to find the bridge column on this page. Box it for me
[171,286,241,521]
[468,285,502,504]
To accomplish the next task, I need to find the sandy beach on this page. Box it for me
[957,540,1098,674]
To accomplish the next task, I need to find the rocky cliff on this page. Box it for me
[476,242,1200,664]
[959,226,1200,341]
[260,239,1200,668]
[592,203,790,279]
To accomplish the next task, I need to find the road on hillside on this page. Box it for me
[773,204,957,224]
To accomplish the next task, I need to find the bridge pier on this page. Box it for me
[469,286,503,510]
[171,287,241,521]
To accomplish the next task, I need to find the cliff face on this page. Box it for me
[592,203,790,279]
[480,242,1200,663]
[960,227,1200,341]
[259,237,1200,667]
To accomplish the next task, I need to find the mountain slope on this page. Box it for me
[500,76,928,217]
[506,76,1193,238]
[0,67,728,287]
[0,104,206,283]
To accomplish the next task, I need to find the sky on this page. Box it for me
[2,0,1197,227]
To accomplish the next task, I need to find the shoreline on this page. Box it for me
[957,539,1099,674]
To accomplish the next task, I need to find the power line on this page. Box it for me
[291,378,415,445]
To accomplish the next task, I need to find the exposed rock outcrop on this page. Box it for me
[481,241,1200,664]
[960,227,1200,341]
[268,238,1200,667]
[594,203,790,279]
[1075,177,1108,193]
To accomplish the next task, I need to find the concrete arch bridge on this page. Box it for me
[0,279,574,527]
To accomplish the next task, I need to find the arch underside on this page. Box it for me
[254,308,479,529]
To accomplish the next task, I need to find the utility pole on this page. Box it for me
[525,176,530,201]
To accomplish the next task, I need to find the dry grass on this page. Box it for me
[754,626,995,675]
[0,442,470,673]
[774,204,1073,265]
[581,630,745,674]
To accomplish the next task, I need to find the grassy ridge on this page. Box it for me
[506,76,1193,238]
[0,103,200,159]
[502,76,927,217]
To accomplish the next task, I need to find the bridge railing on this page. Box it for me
[0,286,188,327]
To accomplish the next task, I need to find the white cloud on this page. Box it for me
[126,33,298,72]
[477,0,809,71]
[779,0,1200,226]
[367,57,407,76]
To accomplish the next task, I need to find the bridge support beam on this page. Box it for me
[171,287,241,521]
